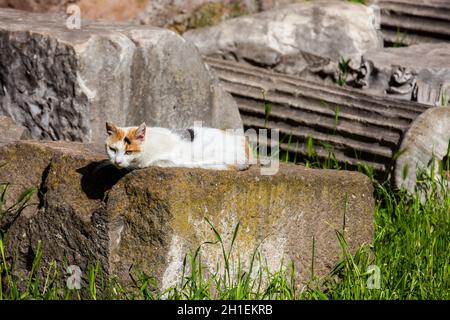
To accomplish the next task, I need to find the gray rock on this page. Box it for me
[395,107,450,198]
[184,1,382,75]
[0,9,242,146]
[362,43,450,105]
[0,140,374,290]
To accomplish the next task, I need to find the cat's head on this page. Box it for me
[105,122,146,169]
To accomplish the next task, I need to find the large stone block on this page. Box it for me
[0,140,374,290]
[184,1,382,75]
[0,9,242,145]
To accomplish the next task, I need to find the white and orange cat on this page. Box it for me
[105,122,251,171]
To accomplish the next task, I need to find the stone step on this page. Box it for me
[205,57,430,172]
[374,0,450,44]
[207,57,450,195]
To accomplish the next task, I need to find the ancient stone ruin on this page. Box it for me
[372,0,450,46]
[0,140,373,288]
[0,0,448,293]
[184,1,450,108]
[204,57,450,194]
[184,1,383,85]
[0,9,242,146]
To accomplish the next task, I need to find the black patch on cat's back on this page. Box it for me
[174,128,195,142]
[186,128,195,141]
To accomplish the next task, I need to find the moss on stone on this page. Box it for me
[1,141,374,288]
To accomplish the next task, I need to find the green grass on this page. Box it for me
[393,27,409,48]
[337,58,352,87]
[348,0,368,4]
[322,182,450,299]
[1,150,449,300]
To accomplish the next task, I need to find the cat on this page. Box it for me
[105,122,251,171]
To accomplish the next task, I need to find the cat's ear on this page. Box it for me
[135,122,146,142]
[106,122,117,136]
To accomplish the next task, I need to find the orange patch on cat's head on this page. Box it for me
[106,122,125,143]
[106,122,146,153]
[123,128,142,153]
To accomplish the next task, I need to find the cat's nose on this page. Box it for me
[115,160,123,166]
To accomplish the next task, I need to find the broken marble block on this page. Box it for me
[362,43,450,105]
[0,9,242,146]
[0,140,374,290]
[184,0,382,77]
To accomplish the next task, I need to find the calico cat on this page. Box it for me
[105,122,251,171]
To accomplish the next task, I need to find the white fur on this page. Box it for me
[106,126,249,170]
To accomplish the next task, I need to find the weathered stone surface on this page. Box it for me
[140,0,252,32]
[0,115,31,142]
[395,107,450,196]
[208,58,450,193]
[206,57,430,173]
[0,140,374,289]
[362,43,450,105]
[0,9,242,146]
[184,1,382,76]
[371,0,450,46]
[142,0,299,33]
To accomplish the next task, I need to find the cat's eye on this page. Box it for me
[109,147,117,153]
[125,151,133,155]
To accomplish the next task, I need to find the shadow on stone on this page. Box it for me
[77,160,130,200]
